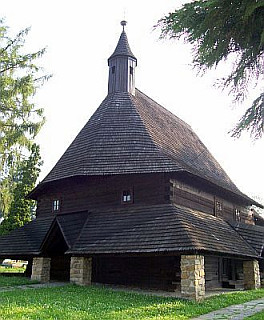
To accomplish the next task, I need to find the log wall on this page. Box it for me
[36,172,254,225]
[205,256,220,288]
[170,179,254,224]
[36,173,169,216]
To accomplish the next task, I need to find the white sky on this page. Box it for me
[2,0,264,202]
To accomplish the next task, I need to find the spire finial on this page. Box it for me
[120,20,127,32]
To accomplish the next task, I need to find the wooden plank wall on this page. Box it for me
[205,256,244,289]
[37,173,169,216]
[170,179,254,224]
[205,256,220,288]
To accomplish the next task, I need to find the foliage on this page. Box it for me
[246,311,264,319]
[0,284,263,319]
[0,144,42,235]
[157,0,264,139]
[0,19,49,219]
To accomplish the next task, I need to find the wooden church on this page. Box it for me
[0,21,263,301]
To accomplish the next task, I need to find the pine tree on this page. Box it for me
[0,19,50,217]
[158,0,264,139]
[0,144,42,234]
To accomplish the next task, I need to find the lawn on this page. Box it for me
[0,275,37,287]
[0,266,26,273]
[0,283,264,320]
[246,311,264,319]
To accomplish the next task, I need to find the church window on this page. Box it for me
[234,208,241,222]
[130,66,133,75]
[52,199,60,212]
[214,198,223,216]
[121,190,133,204]
[112,66,116,74]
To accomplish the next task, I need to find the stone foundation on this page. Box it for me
[181,255,205,301]
[31,257,51,282]
[70,256,92,286]
[243,260,261,290]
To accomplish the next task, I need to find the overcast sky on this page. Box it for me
[2,0,263,202]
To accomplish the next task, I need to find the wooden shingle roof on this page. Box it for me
[67,204,258,258]
[35,89,252,203]
[40,91,182,183]
[0,213,87,257]
[56,211,88,248]
[0,206,259,259]
[108,30,137,62]
[230,222,264,257]
[0,216,54,257]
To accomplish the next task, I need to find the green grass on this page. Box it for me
[0,275,37,287]
[0,284,263,319]
[246,311,264,319]
[0,266,26,273]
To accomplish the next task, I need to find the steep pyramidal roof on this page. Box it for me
[32,24,255,204]
[108,30,136,61]
[108,22,136,62]
[41,89,242,196]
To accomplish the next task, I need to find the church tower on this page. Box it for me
[108,21,137,95]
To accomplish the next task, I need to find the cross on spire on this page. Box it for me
[121,20,127,31]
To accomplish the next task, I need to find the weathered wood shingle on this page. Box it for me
[0,207,259,259]
[0,216,54,257]
[230,222,264,256]
[108,30,136,61]
[67,204,257,258]
[35,89,253,204]
[0,213,88,257]
[41,91,182,183]
[56,211,88,248]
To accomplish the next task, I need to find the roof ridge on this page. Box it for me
[174,204,258,257]
[228,221,261,257]
[55,217,71,249]
[66,212,91,252]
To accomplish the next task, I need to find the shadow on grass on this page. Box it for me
[0,275,38,288]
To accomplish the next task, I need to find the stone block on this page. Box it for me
[70,256,92,286]
[31,257,51,283]
[181,255,205,301]
[243,260,261,290]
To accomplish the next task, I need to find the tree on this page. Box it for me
[157,0,264,139]
[0,144,42,235]
[0,19,49,218]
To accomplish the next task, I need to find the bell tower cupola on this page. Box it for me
[108,21,137,95]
